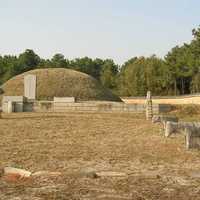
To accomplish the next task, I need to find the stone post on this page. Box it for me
[7,101,13,113]
[146,91,153,120]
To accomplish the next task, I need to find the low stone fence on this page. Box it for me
[22,101,171,114]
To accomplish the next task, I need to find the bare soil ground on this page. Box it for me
[1,112,200,200]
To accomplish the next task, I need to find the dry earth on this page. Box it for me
[1,112,200,200]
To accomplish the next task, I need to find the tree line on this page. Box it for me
[1,26,200,96]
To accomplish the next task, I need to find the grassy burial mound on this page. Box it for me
[0,68,121,102]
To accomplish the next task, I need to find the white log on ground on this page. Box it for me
[3,167,32,178]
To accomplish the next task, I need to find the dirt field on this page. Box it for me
[1,112,200,200]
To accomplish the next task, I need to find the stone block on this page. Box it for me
[24,74,36,100]
[23,102,34,112]
[3,167,31,177]
[7,101,13,113]
[2,96,25,103]
[96,171,127,177]
[2,101,14,113]
[2,96,25,113]
[2,167,31,183]
[53,97,75,103]
[15,102,23,112]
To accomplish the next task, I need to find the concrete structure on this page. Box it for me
[24,74,36,100]
[22,100,171,113]
[2,96,25,113]
[54,97,75,103]
[1,95,171,114]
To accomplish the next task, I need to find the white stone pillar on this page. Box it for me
[146,91,153,120]
[7,101,13,113]
[24,74,36,100]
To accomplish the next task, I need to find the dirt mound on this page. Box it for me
[0,68,121,102]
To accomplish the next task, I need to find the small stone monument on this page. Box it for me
[24,74,36,100]
[146,91,153,120]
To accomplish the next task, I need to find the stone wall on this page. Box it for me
[23,101,171,114]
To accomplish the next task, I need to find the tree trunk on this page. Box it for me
[174,79,177,95]
[181,78,184,95]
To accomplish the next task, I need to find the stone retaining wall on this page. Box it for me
[23,101,171,114]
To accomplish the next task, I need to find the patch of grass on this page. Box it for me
[171,105,200,120]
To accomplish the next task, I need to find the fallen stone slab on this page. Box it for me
[1,167,32,183]
[95,194,132,199]
[79,169,127,178]
[162,175,191,186]
[96,171,127,177]
[80,168,99,179]
[1,167,127,183]
[3,167,32,177]
[31,171,62,177]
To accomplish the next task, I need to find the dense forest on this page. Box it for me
[1,26,200,96]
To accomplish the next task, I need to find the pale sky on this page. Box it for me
[0,0,199,64]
